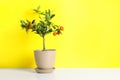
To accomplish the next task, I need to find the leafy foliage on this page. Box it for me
[20,6,64,50]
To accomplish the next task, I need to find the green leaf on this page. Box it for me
[48,28,52,32]
[40,12,45,15]
[33,9,39,13]
[45,10,51,21]
[26,19,30,23]
[48,9,50,16]
[20,20,25,24]
[52,25,58,29]
[32,20,35,24]
[33,6,40,13]
[20,20,26,28]
[37,6,40,11]
[21,24,26,28]
[50,14,55,19]
[47,21,51,26]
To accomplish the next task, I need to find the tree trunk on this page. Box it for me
[43,36,45,50]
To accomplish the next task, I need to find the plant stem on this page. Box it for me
[43,36,45,51]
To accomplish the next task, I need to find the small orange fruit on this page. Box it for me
[53,31,57,36]
[57,32,60,35]
[29,23,33,28]
[60,26,64,31]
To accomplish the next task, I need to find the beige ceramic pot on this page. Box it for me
[34,49,56,73]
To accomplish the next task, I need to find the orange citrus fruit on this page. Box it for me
[60,26,64,31]
[29,23,33,28]
[53,31,57,36]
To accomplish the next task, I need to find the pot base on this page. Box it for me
[35,67,55,73]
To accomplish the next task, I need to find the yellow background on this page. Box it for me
[0,0,120,68]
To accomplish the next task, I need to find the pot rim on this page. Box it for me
[34,49,56,51]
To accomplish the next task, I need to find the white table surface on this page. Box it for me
[0,68,120,80]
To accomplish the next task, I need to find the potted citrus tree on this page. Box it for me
[20,6,64,73]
